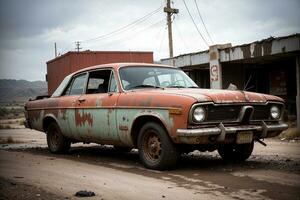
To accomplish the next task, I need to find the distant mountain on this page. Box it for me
[0,79,47,102]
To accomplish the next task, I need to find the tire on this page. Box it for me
[137,122,179,170]
[114,146,132,153]
[218,141,254,162]
[46,122,71,154]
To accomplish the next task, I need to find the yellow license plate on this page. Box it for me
[236,131,253,144]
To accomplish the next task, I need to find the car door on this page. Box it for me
[74,69,120,143]
[60,73,88,140]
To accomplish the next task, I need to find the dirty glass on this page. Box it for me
[109,72,118,92]
[51,73,73,97]
[119,66,198,90]
[67,73,87,95]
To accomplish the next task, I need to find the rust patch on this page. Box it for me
[262,42,272,55]
[75,110,93,127]
[241,45,251,58]
[119,125,128,131]
[28,110,41,122]
[253,43,262,57]
[139,97,153,107]
[209,52,217,60]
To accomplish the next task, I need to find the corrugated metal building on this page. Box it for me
[46,51,153,95]
[161,34,300,128]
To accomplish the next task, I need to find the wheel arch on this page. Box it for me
[42,114,59,133]
[130,114,170,147]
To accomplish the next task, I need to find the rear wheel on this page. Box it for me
[46,122,70,154]
[218,141,254,162]
[137,122,179,170]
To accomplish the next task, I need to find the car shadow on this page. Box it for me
[8,144,300,200]
[16,144,298,174]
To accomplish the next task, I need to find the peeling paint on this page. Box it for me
[75,109,93,127]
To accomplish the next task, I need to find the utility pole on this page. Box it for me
[164,0,178,58]
[75,41,82,52]
[54,42,57,57]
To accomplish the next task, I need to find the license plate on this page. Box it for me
[236,131,253,144]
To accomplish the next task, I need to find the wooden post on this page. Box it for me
[164,0,178,59]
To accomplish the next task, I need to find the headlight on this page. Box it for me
[270,105,280,119]
[193,107,206,122]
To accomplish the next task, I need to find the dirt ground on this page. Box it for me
[0,129,299,200]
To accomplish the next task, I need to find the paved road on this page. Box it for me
[0,129,299,200]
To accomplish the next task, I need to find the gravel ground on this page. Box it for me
[0,128,299,200]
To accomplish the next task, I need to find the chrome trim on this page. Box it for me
[188,102,213,124]
[188,101,285,125]
[176,123,288,140]
[238,106,254,122]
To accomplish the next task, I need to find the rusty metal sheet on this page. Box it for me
[47,51,154,95]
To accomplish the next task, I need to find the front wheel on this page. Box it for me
[137,122,179,170]
[46,122,71,154]
[218,141,254,162]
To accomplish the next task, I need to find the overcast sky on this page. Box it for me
[0,0,299,81]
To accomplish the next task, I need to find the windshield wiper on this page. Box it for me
[128,84,162,90]
[188,86,199,88]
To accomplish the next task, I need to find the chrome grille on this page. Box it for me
[206,105,241,121]
[198,103,283,123]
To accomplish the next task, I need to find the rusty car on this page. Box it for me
[25,63,288,170]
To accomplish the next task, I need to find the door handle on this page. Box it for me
[78,98,86,103]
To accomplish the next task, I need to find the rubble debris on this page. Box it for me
[75,190,95,197]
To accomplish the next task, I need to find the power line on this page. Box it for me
[182,0,209,47]
[174,20,189,52]
[194,0,214,44]
[84,18,166,50]
[114,19,166,46]
[158,24,168,53]
[80,5,163,43]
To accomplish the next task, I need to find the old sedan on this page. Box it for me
[25,63,288,170]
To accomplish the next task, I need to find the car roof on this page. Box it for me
[74,62,176,75]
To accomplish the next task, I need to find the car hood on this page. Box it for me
[147,88,283,104]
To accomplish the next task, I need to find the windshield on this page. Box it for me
[119,66,198,90]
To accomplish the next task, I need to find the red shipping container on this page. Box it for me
[46,51,153,95]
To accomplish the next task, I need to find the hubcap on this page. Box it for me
[143,132,162,162]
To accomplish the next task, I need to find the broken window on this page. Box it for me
[86,69,118,94]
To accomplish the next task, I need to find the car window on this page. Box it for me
[109,72,118,92]
[143,76,156,86]
[157,74,171,87]
[119,66,198,90]
[52,73,73,97]
[86,69,115,94]
[65,73,87,96]
[173,73,187,87]
[88,78,104,90]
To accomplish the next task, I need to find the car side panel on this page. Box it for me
[116,92,196,145]
[26,96,76,135]
[68,93,121,144]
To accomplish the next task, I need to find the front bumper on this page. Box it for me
[176,122,288,144]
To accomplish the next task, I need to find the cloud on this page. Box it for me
[0,0,299,81]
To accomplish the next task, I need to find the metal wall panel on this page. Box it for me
[47,51,153,94]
